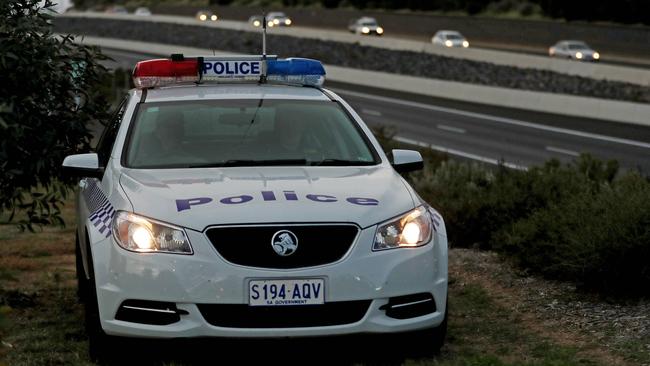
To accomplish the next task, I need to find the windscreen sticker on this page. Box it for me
[83,179,115,238]
[176,190,379,212]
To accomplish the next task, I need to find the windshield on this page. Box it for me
[568,43,589,50]
[125,99,380,169]
[445,34,464,40]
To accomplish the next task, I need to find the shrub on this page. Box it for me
[0,0,109,229]
[496,173,650,295]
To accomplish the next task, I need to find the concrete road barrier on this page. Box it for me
[71,36,650,127]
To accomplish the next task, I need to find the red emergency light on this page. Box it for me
[132,58,199,89]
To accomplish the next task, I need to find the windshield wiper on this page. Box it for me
[311,159,375,166]
[189,159,308,168]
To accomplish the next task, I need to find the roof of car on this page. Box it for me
[143,84,331,103]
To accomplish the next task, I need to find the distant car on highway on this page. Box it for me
[549,40,600,61]
[196,10,217,22]
[249,14,263,27]
[348,17,384,36]
[134,7,151,16]
[431,30,469,48]
[105,5,128,14]
[266,12,292,27]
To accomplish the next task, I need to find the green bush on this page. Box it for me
[0,0,109,229]
[391,138,647,296]
[496,173,650,295]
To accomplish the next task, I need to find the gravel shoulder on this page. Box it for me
[450,248,650,366]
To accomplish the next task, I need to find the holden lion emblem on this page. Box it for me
[271,230,298,257]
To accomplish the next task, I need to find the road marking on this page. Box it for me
[394,136,528,171]
[437,124,466,134]
[546,146,580,157]
[333,88,650,150]
[361,108,382,117]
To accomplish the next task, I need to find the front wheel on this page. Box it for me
[399,307,448,357]
[83,237,117,363]
[75,233,89,303]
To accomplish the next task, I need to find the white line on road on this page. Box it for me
[437,124,466,134]
[333,88,650,150]
[394,136,528,171]
[361,108,382,117]
[546,146,581,157]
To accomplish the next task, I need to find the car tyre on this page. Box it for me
[84,236,117,363]
[399,304,448,357]
[75,233,89,303]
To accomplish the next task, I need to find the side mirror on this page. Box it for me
[391,149,424,174]
[62,153,104,179]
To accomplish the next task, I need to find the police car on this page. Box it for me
[63,53,448,360]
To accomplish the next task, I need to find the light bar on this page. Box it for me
[132,55,326,89]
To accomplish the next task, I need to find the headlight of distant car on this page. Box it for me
[273,18,280,25]
[113,211,193,254]
[253,19,261,27]
[373,206,432,251]
[445,40,453,47]
[285,19,292,25]
[593,52,600,60]
[376,27,384,34]
[211,14,218,21]
[575,52,583,59]
[462,40,469,48]
[268,21,274,27]
[199,14,207,21]
[361,26,370,34]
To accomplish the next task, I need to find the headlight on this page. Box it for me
[373,206,432,251]
[199,14,207,21]
[462,40,469,48]
[112,211,193,254]
[593,52,600,60]
[361,27,370,34]
[285,19,292,25]
[211,14,218,21]
[376,27,384,34]
[273,19,280,24]
[253,20,260,27]
[268,21,274,27]
[445,40,453,47]
[576,52,583,59]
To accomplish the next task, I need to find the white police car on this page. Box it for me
[63,54,448,360]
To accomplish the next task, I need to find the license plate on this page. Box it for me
[249,279,325,306]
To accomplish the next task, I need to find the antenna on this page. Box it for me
[260,13,268,84]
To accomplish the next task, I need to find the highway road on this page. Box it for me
[103,48,650,173]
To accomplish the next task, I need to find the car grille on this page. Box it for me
[197,301,371,328]
[205,225,359,269]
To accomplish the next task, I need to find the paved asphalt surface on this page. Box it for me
[103,48,650,173]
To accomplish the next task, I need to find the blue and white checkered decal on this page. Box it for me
[83,179,116,238]
[428,207,443,232]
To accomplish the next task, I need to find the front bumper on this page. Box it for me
[90,223,448,338]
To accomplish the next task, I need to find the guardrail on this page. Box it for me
[73,36,650,127]
[61,13,650,87]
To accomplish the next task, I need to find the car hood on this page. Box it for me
[119,166,416,231]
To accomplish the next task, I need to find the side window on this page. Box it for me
[96,97,128,168]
